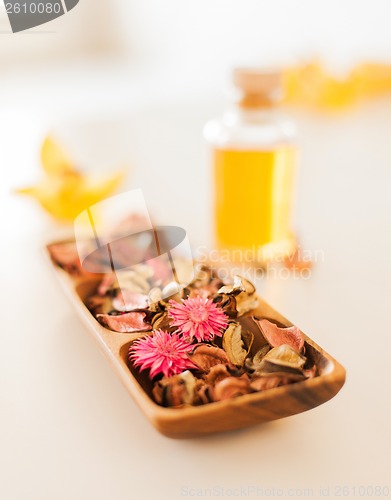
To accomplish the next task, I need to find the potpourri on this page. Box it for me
[48,243,318,407]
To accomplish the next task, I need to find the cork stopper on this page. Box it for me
[233,68,283,108]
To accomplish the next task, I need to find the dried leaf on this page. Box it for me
[245,344,271,371]
[203,364,231,385]
[222,322,253,367]
[151,312,177,332]
[218,275,246,295]
[217,275,258,316]
[213,294,238,318]
[188,344,231,372]
[235,292,259,316]
[213,376,253,401]
[257,344,307,374]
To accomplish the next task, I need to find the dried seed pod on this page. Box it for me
[188,344,231,372]
[213,376,253,401]
[254,317,305,352]
[152,370,197,407]
[222,322,254,367]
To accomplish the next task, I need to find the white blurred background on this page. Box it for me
[2,0,391,242]
[1,3,391,500]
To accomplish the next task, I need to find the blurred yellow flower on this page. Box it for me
[283,60,391,110]
[16,137,126,222]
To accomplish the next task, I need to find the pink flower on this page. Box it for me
[168,297,228,342]
[128,329,196,379]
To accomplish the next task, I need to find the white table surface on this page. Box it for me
[1,64,390,500]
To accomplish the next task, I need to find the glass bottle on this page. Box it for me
[204,68,298,263]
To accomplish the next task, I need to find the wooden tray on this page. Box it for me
[46,243,346,439]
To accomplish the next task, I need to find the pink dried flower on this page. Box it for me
[168,297,228,342]
[129,329,196,379]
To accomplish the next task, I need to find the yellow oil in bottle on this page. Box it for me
[214,146,297,256]
[205,68,298,262]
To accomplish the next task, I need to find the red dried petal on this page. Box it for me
[255,318,305,352]
[97,311,151,333]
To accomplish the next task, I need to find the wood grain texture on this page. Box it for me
[46,243,346,439]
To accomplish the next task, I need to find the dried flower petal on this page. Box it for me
[129,330,196,379]
[48,242,85,276]
[254,317,305,352]
[97,311,151,333]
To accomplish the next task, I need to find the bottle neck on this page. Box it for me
[225,104,281,125]
[238,92,275,109]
